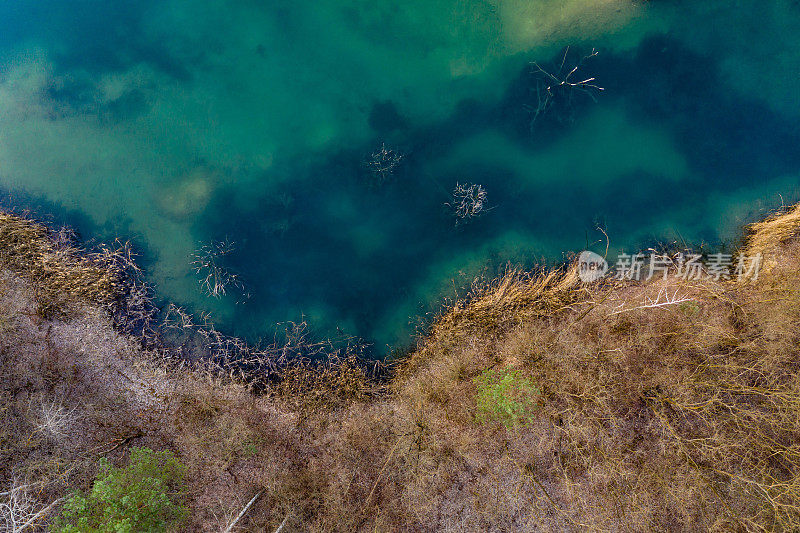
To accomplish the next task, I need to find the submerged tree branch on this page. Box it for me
[527,46,604,126]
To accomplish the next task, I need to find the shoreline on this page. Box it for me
[2,202,800,530]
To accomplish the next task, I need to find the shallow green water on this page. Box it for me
[0,1,798,353]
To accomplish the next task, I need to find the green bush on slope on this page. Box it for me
[474,366,539,429]
[51,448,187,533]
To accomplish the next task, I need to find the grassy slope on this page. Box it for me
[1,206,800,531]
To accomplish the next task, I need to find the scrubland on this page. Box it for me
[1,206,800,531]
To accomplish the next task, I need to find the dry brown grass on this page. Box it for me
[0,212,119,317]
[743,203,800,259]
[2,205,800,531]
[273,354,384,412]
[384,210,800,530]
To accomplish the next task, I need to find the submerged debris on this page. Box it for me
[191,238,248,301]
[365,143,404,184]
[446,182,489,223]
[527,46,604,126]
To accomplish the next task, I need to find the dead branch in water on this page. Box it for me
[191,238,247,300]
[365,143,404,185]
[446,182,490,224]
[527,46,604,126]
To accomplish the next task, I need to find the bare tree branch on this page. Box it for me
[223,491,262,533]
[527,46,604,126]
[611,287,694,315]
[1,480,63,532]
[191,238,247,300]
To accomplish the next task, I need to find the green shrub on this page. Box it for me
[52,447,188,533]
[473,366,539,429]
[678,301,701,318]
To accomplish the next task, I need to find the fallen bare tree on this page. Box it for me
[527,46,604,126]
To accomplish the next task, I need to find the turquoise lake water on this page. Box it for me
[0,1,798,354]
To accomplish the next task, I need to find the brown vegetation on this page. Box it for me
[2,205,800,531]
